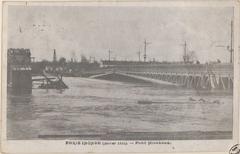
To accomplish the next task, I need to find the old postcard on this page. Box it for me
[1,0,240,153]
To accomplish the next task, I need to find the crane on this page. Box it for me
[216,20,234,63]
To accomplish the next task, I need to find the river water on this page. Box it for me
[7,77,233,140]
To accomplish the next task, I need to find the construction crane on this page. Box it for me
[216,20,234,63]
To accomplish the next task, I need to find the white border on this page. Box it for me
[1,0,239,153]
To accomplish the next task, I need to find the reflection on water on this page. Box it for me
[7,77,233,140]
[8,88,32,95]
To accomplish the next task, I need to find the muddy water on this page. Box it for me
[7,77,233,140]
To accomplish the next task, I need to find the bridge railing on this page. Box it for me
[112,63,233,77]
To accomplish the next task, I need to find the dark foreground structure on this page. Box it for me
[7,48,32,93]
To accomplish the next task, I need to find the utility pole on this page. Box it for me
[137,49,141,62]
[144,39,151,62]
[108,49,112,61]
[182,41,187,63]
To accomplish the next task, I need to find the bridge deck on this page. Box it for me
[94,63,233,90]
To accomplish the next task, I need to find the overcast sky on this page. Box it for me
[8,6,233,63]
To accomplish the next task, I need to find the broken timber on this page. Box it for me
[38,71,68,89]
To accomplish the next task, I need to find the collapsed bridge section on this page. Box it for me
[100,61,233,90]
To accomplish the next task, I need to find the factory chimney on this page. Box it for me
[53,49,57,63]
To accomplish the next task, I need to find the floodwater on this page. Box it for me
[7,77,233,140]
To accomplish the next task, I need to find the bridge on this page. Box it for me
[90,62,233,90]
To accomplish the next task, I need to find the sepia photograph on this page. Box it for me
[1,1,239,153]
